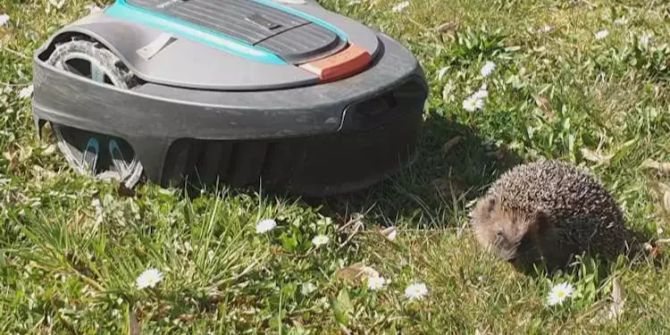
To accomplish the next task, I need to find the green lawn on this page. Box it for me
[2,0,670,333]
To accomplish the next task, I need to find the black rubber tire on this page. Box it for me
[47,38,143,188]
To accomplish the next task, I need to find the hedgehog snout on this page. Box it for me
[493,231,522,261]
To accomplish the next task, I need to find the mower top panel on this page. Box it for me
[39,0,382,90]
[124,0,345,63]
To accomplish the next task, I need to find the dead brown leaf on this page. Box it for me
[379,226,397,241]
[658,182,670,193]
[534,95,554,120]
[435,21,459,33]
[335,263,379,285]
[641,159,670,174]
[129,309,141,335]
[3,151,18,171]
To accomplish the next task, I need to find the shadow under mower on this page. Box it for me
[31,0,428,196]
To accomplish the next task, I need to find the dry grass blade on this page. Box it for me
[435,21,459,33]
[663,190,670,213]
[607,277,625,321]
[441,136,462,155]
[580,148,614,165]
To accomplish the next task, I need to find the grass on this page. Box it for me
[1,0,670,333]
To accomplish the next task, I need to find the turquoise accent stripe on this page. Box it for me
[106,0,286,64]
[250,0,348,41]
[105,0,350,64]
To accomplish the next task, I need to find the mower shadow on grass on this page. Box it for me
[179,111,522,227]
[302,112,523,228]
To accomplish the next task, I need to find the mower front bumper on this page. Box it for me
[32,34,427,196]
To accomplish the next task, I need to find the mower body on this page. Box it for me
[32,0,428,196]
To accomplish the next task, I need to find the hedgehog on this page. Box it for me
[469,160,642,272]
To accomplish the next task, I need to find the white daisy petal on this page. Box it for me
[546,282,574,306]
[367,275,386,291]
[613,17,627,26]
[480,61,496,77]
[463,93,485,112]
[311,234,330,247]
[474,98,484,110]
[300,282,317,295]
[594,29,609,40]
[639,32,652,48]
[392,1,409,12]
[462,97,477,112]
[472,86,488,100]
[256,218,277,234]
[18,85,33,99]
[404,282,428,300]
[0,14,9,27]
[136,268,163,290]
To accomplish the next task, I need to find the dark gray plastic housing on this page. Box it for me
[32,0,428,195]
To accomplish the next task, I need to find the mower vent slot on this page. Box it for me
[127,0,343,63]
[162,139,305,189]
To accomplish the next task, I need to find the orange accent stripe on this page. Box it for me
[300,44,372,82]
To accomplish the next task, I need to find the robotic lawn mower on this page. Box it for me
[31,0,428,196]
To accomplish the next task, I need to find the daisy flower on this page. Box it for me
[311,234,330,247]
[613,17,627,26]
[256,218,277,234]
[301,282,317,295]
[639,32,652,48]
[462,96,484,112]
[367,275,387,291]
[472,84,488,100]
[0,14,9,26]
[547,282,574,306]
[392,1,409,12]
[480,61,496,77]
[136,268,163,290]
[404,282,428,300]
[594,29,609,40]
[18,85,33,99]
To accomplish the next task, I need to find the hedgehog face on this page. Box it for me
[470,196,549,269]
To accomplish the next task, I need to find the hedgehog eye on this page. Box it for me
[487,198,496,211]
